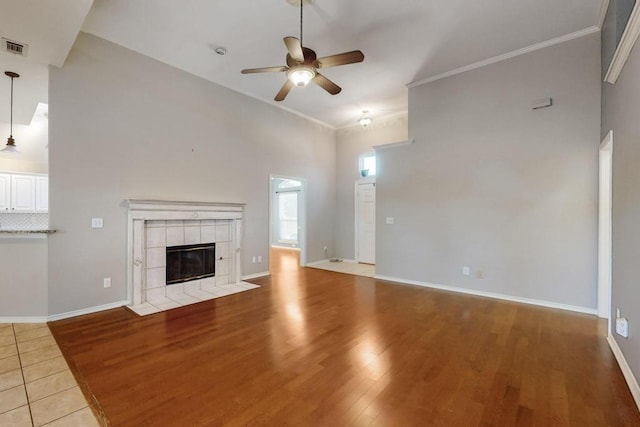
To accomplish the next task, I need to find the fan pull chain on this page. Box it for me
[300,0,303,47]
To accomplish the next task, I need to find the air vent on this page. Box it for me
[1,38,28,57]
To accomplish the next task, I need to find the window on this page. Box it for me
[359,152,376,176]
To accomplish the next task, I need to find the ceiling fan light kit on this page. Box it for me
[2,71,20,153]
[241,0,364,101]
[288,65,316,86]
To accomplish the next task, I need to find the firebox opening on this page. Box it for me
[166,243,216,285]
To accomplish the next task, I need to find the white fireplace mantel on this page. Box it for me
[126,199,245,306]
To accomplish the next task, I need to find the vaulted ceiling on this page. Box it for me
[1,0,603,129]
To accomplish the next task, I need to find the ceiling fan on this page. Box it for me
[241,0,364,102]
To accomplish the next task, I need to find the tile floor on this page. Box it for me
[308,260,375,277]
[0,323,100,427]
[129,281,261,316]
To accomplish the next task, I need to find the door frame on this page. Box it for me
[354,176,376,263]
[269,174,307,267]
[598,130,613,333]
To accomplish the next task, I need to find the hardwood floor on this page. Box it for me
[49,248,640,426]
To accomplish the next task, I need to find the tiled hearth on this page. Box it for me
[127,200,258,316]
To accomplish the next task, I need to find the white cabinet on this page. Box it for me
[0,173,48,213]
[35,176,49,212]
[11,175,36,212]
[0,174,10,212]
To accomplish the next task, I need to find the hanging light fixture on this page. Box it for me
[286,1,316,87]
[2,71,20,153]
[358,110,372,128]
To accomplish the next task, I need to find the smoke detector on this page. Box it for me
[1,38,28,57]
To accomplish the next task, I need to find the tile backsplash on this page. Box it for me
[0,213,49,230]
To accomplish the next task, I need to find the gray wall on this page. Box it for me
[0,239,47,317]
[376,33,600,309]
[48,33,336,315]
[335,118,408,260]
[601,25,640,389]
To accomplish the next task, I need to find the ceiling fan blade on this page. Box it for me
[312,73,342,95]
[275,80,294,102]
[241,66,287,74]
[314,50,364,68]
[284,37,304,62]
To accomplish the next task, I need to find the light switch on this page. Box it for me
[92,218,104,228]
[386,217,394,225]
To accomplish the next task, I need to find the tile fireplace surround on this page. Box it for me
[127,200,257,315]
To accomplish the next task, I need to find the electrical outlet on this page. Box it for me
[462,267,470,276]
[616,317,629,338]
[257,255,262,263]
[92,218,104,228]
[386,217,394,225]
[103,277,111,288]
[323,246,328,254]
[252,256,256,263]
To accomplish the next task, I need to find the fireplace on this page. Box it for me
[127,200,245,306]
[166,243,216,284]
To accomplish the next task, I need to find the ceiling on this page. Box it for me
[2,0,603,129]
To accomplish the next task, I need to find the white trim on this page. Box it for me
[607,335,640,411]
[373,274,598,315]
[598,131,613,329]
[373,139,415,150]
[306,259,330,267]
[242,271,270,280]
[605,2,640,84]
[47,300,129,322]
[598,0,611,29]
[306,258,357,267]
[408,27,600,88]
[0,316,48,323]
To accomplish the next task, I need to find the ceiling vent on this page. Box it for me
[1,38,28,57]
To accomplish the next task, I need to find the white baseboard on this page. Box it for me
[47,300,129,322]
[608,335,640,411]
[242,271,270,280]
[373,275,597,315]
[0,316,48,324]
[307,258,357,267]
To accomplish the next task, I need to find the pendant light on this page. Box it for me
[358,110,372,128]
[2,71,20,153]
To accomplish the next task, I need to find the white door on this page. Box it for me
[356,182,375,264]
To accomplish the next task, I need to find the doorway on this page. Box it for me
[598,130,613,332]
[355,177,376,264]
[269,174,306,267]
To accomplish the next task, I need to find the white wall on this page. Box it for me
[376,33,601,309]
[48,33,337,315]
[0,238,47,317]
[601,3,640,391]
[335,118,407,259]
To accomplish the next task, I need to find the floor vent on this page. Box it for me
[1,38,28,57]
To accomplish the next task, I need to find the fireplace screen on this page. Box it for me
[166,243,216,285]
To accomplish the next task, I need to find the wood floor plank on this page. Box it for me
[49,248,640,426]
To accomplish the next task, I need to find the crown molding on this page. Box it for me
[604,2,640,84]
[408,26,600,89]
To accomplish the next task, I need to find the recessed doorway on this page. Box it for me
[269,174,307,269]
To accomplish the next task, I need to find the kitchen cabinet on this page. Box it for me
[35,176,49,212]
[0,174,10,212]
[11,175,36,212]
[0,172,48,213]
